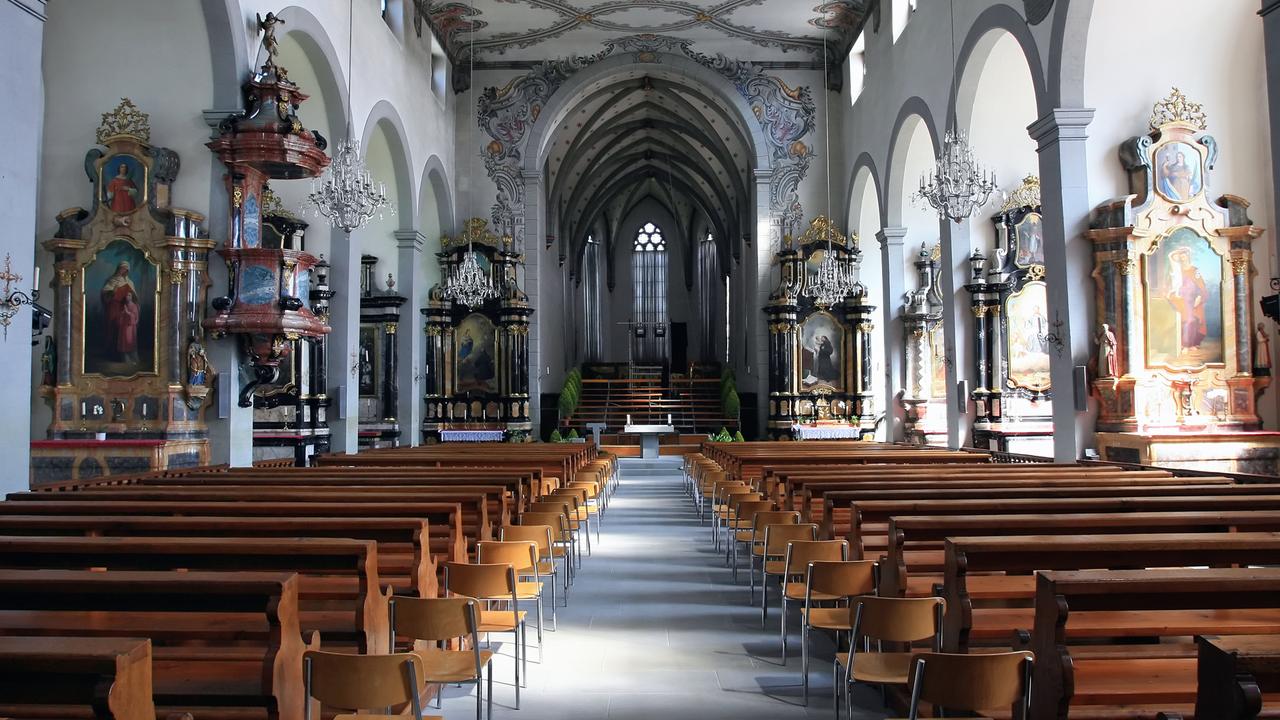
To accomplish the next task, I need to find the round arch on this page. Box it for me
[884,98,941,227]
[360,100,416,231]
[419,154,455,239]
[265,5,350,144]
[946,3,1050,125]
[1049,0,1095,108]
[201,0,250,109]
[842,151,885,231]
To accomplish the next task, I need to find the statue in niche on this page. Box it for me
[186,338,210,386]
[1095,323,1118,379]
[40,336,56,387]
[1255,322,1272,376]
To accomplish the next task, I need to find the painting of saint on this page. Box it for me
[1005,281,1052,392]
[100,155,146,214]
[1154,142,1203,202]
[800,311,843,391]
[84,239,157,376]
[358,326,378,397]
[1145,228,1224,368]
[456,313,498,394]
[1013,213,1044,267]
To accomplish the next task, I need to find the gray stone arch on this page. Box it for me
[360,99,417,231]
[884,97,941,226]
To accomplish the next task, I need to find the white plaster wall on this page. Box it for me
[851,172,887,437]
[362,125,401,286]
[1084,0,1278,427]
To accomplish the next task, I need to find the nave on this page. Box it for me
[482,457,878,720]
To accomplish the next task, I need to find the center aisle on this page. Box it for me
[490,456,888,720]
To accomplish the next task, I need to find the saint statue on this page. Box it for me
[101,262,140,364]
[187,338,211,386]
[257,12,285,60]
[1255,322,1272,375]
[1166,248,1207,353]
[40,336,56,386]
[1095,323,1118,378]
[105,162,139,213]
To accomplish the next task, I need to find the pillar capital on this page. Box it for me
[876,226,908,251]
[395,229,428,252]
[1027,108,1096,149]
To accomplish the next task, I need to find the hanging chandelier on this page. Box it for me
[915,0,998,224]
[802,22,859,308]
[442,0,498,309]
[308,0,390,233]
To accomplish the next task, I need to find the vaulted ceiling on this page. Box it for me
[424,1,870,66]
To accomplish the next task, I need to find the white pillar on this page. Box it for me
[396,230,426,445]
[522,171,544,436]
[877,227,908,441]
[938,221,972,449]
[327,229,361,453]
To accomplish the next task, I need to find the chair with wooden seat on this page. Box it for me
[388,596,494,720]
[800,560,878,705]
[834,596,946,720]
[501,523,567,616]
[713,485,760,553]
[518,511,575,585]
[528,499,583,567]
[550,488,594,555]
[778,540,850,661]
[745,510,801,601]
[444,562,527,708]
[900,651,1034,720]
[303,650,440,720]
[725,499,775,575]
[477,540,546,660]
[699,472,732,522]
[759,523,820,627]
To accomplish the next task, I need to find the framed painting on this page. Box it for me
[800,311,843,391]
[456,313,498,394]
[1153,141,1204,203]
[1144,227,1225,369]
[358,325,379,397]
[98,154,147,214]
[1005,281,1052,392]
[82,238,158,377]
[1012,212,1044,268]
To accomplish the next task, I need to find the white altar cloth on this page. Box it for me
[792,424,861,440]
[440,429,505,443]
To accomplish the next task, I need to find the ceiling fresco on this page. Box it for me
[418,1,871,67]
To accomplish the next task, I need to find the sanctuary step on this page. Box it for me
[564,376,737,433]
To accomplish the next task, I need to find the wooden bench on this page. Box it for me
[1181,634,1280,720]
[0,636,156,720]
[0,569,310,720]
[1030,568,1280,720]
[0,515,443,598]
[0,535,389,653]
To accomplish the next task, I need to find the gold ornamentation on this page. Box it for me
[232,187,244,209]
[999,175,1042,212]
[168,264,188,285]
[1150,87,1207,131]
[426,325,442,336]
[444,218,504,251]
[260,186,298,221]
[1114,258,1134,276]
[1231,257,1252,276]
[1026,264,1046,281]
[385,323,398,335]
[576,13,592,22]
[972,305,990,318]
[57,269,76,286]
[695,11,713,21]
[797,215,848,248]
[96,98,151,145]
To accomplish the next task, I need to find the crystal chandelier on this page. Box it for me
[308,0,390,232]
[915,0,998,224]
[801,23,859,308]
[442,4,498,310]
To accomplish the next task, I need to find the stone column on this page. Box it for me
[877,227,908,441]
[938,222,971,449]
[521,171,544,436]
[326,228,361,453]
[396,230,426,445]
[1029,108,1096,461]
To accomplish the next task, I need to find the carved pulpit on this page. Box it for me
[968,176,1055,455]
[33,100,216,482]
[204,21,331,406]
[763,217,877,440]
[421,219,533,440]
[358,255,406,448]
[1089,89,1277,474]
[900,245,947,445]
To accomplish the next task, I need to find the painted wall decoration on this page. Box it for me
[456,312,499,394]
[83,239,157,377]
[800,311,843,391]
[1154,141,1203,203]
[1144,228,1224,369]
[1013,212,1044,267]
[1006,281,1053,392]
[99,155,147,214]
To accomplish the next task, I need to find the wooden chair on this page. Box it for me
[302,650,440,720]
[517,511,575,585]
[528,499,583,567]
[714,486,760,553]
[725,498,774,572]
[745,510,801,602]
[778,540,850,661]
[835,596,945,720]
[551,487,596,550]
[759,523,820,627]
[500,523,567,618]
[801,559,877,705]
[444,562,527,708]
[388,596,494,720]
[902,651,1033,719]
[477,540,546,659]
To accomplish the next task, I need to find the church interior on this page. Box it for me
[4,0,1280,717]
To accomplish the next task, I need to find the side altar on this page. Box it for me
[1089,89,1279,474]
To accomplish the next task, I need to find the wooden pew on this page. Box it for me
[1030,568,1280,720]
[1186,634,1280,720]
[0,636,156,720]
[942,532,1280,653]
[0,569,311,720]
[0,515,443,598]
[0,535,389,653]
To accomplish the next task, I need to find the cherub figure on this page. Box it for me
[257,12,286,60]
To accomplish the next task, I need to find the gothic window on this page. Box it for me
[634,222,666,252]
[632,223,668,362]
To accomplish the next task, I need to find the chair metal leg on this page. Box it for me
[536,596,544,662]
[801,621,809,705]
[748,554,756,604]
[475,667,483,720]
[780,596,789,664]
[760,575,769,628]
[487,661,494,720]
[514,627,521,709]
[521,622,529,685]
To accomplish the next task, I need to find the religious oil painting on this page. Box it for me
[83,238,157,377]
[1154,141,1203,203]
[1005,281,1052,392]
[99,154,147,214]
[358,325,379,397]
[800,311,843,391]
[1145,227,1224,369]
[1013,212,1044,267]
[456,313,498,394]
